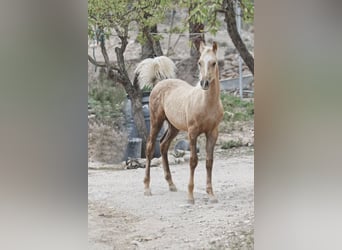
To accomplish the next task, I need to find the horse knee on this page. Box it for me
[164,172,171,181]
[144,176,149,185]
[145,139,154,159]
[160,142,169,155]
[206,158,213,169]
[190,155,198,168]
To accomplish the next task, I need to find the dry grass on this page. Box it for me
[88,120,128,164]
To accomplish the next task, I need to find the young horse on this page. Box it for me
[144,41,224,204]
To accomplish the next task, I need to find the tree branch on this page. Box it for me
[88,54,121,71]
[113,32,148,147]
[223,0,254,75]
[88,55,106,67]
[100,40,111,69]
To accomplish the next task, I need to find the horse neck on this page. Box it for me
[204,67,220,105]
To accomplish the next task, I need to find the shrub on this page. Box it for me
[220,93,254,122]
[221,139,244,149]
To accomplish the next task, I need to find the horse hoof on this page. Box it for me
[144,189,152,196]
[169,184,177,192]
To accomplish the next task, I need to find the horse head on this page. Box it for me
[198,41,218,90]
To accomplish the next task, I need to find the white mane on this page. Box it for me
[134,56,176,89]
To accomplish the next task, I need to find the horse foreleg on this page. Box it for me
[160,123,179,192]
[188,133,198,204]
[205,129,219,203]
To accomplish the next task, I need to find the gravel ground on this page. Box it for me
[88,151,254,249]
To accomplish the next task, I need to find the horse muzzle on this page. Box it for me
[200,80,209,90]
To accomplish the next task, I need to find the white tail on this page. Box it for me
[134,56,176,89]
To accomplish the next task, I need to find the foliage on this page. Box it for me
[241,0,254,24]
[221,138,244,149]
[88,0,254,49]
[141,85,153,92]
[186,0,254,35]
[220,92,254,122]
[88,0,253,41]
[88,79,126,129]
[88,0,174,43]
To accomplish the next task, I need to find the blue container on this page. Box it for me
[124,137,142,160]
[124,92,165,159]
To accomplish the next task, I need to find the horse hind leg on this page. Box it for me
[144,116,165,196]
[160,122,179,192]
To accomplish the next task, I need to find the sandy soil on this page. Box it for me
[88,150,254,249]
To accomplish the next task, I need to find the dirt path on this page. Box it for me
[88,152,254,249]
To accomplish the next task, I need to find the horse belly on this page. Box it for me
[164,108,188,131]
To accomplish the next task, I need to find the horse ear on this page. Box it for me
[212,41,218,54]
[199,41,205,53]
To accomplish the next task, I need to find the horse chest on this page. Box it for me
[187,107,222,132]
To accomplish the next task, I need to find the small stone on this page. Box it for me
[137,158,146,165]
[179,204,191,208]
[183,153,190,162]
[168,155,176,165]
[209,237,221,244]
[227,53,236,60]
[121,161,127,169]
[131,240,141,247]
[176,157,185,164]
[151,157,161,166]
[231,60,239,66]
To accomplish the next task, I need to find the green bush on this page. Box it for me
[220,93,254,122]
[221,139,244,149]
[88,79,126,129]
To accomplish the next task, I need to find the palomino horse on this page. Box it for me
[144,41,224,204]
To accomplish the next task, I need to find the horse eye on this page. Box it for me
[212,62,216,66]
[198,62,201,66]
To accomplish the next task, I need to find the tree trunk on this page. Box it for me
[141,42,154,59]
[91,36,149,158]
[128,75,148,157]
[189,3,205,59]
[223,0,254,75]
[115,46,148,157]
[89,23,150,158]
[141,14,163,59]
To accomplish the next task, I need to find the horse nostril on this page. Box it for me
[200,80,209,89]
